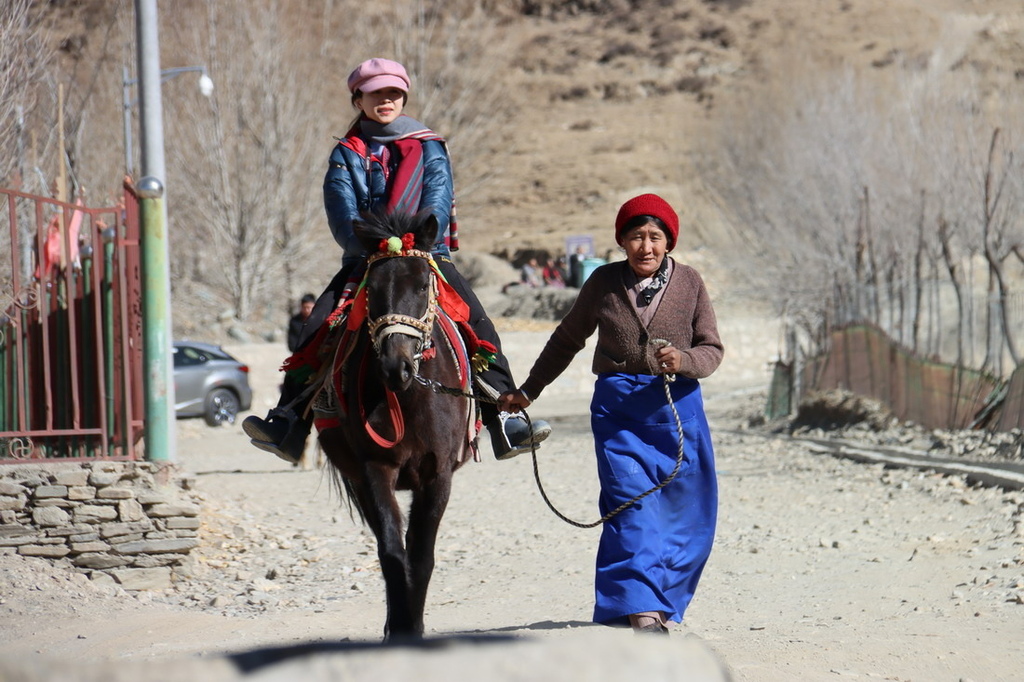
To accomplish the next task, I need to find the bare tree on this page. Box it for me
[162,0,329,322]
[0,0,60,288]
[154,0,517,324]
[0,0,55,190]
[980,128,1022,372]
[938,216,969,366]
[697,50,1023,374]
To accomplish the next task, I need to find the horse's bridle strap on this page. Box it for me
[369,314,433,339]
[364,249,440,354]
[366,248,434,266]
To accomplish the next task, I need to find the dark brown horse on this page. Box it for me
[318,209,474,640]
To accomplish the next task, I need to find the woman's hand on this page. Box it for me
[654,344,681,374]
[498,390,532,413]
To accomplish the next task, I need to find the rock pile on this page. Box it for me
[781,388,1024,466]
[0,462,201,590]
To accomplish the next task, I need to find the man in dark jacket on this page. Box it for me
[287,293,316,353]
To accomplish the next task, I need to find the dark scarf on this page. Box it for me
[359,114,434,145]
[636,258,669,308]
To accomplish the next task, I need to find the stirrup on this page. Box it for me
[493,412,551,461]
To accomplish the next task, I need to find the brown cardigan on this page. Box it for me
[520,259,724,400]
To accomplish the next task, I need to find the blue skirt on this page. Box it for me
[590,373,717,626]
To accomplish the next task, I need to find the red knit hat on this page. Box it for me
[614,194,679,251]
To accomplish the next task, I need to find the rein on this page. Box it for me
[413,372,687,529]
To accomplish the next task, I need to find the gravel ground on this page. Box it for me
[1,318,1022,681]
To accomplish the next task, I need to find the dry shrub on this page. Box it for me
[675,75,712,94]
[702,0,749,10]
[653,22,690,48]
[599,42,641,64]
[519,0,638,19]
[556,86,593,101]
[697,22,734,48]
[791,389,895,432]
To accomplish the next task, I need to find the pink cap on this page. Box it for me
[347,58,410,94]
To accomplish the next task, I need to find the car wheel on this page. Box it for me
[204,388,240,427]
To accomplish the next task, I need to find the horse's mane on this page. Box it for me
[355,210,429,243]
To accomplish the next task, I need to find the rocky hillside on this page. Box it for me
[26,0,1024,340]
[36,0,1023,254]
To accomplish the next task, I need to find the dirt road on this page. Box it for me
[1,317,1022,681]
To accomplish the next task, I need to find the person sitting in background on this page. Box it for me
[543,257,566,288]
[521,257,543,288]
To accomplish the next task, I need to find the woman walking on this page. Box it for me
[499,194,723,633]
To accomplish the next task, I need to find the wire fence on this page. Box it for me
[769,323,1023,432]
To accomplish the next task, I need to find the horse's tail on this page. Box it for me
[325,463,367,525]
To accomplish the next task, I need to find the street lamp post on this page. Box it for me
[132,0,215,466]
[122,65,213,175]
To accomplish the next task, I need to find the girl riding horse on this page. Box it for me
[244,58,551,463]
[320,209,479,638]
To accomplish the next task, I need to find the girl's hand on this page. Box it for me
[498,390,531,413]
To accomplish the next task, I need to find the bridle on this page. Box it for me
[354,246,443,449]
[364,247,438,370]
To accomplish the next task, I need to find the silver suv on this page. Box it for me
[173,341,253,426]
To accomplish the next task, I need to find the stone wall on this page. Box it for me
[0,461,201,590]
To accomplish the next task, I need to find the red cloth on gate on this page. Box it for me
[36,201,84,279]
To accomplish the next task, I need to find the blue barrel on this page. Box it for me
[581,257,606,283]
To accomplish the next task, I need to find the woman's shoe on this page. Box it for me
[629,612,670,634]
[634,622,670,635]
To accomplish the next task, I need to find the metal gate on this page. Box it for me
[0,181,143,462]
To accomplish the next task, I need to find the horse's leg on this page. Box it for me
[405,470,453,635]
[356,462,416,640]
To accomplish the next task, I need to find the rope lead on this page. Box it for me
[527,374,684,528]
[415,372,687,529]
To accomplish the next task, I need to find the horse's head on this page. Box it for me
[354,209,441,392]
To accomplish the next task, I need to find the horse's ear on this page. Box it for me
[414,209,439,251]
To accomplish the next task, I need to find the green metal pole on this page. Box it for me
[0,324,7,431]
[137,176,175,463]
[103,231,116,451]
